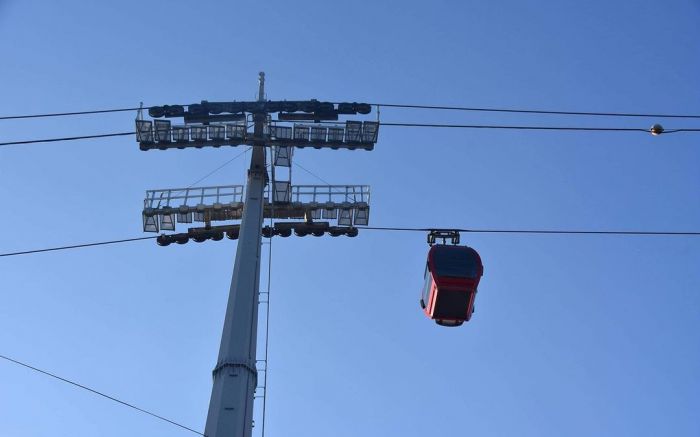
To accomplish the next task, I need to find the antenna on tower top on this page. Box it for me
[258,72,265,102]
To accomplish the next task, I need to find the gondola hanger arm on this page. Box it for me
[427,229,461,246]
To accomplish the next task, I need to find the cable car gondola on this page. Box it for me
[420,231,483,327]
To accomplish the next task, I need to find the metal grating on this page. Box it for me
[345,121,362,143]
[361,121,379,143]
[273,181,291,203]
[143,184,371,232]
[322,207,338,219]
[354,205,370,226]
[271,124,292,140]
[327,125,344,142]
[310,125,327,142]
[172,126,189,142]
[209,124,226,141]
[143,215,158,232]
[338,208,353,226]
[160,213,176,231]
[154,120,172,142]
[144,185,245,210]
[286,185,370,204]
[136,120,154,143]
[177,212,193,223]
[191,126,208,142]
[274,146,293,167]
[226,122,247,140]
[293,124,310,141]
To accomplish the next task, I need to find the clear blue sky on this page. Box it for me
[1,1,699,436]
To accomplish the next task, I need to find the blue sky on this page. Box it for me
[1,1,699,436]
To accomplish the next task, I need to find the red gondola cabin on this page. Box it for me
[420,245,484,326]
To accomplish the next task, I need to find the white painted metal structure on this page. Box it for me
[137,73,379,437]
[141,184,371,232]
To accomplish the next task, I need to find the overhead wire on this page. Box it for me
[293,160,359,204]
[4,226,699,259]
[295,155,700,238]
[307,120,700,134]
[0,132,134,147]
[2,153,700,260]
[2,123,700,148]
[0,107,143,120]
[378,121,700,133]
[292,160,693,237]
[380,122,649,132]
[294,161,699,235]
[1,126,698,260]
[357,226,700,236]
[0,236,157,257]
[2,103,700,120]
[0,353,205,436]
[293,161,333,186]
[1,148,251,258]
[366,102,700,119]
[3,101,699,436]
[173,147,252,195]
[0,152,255,436]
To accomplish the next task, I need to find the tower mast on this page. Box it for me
[204,72,268,437]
